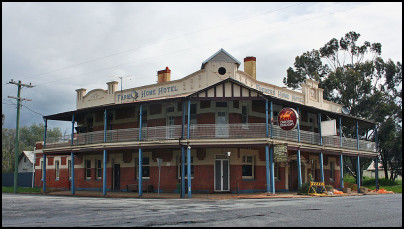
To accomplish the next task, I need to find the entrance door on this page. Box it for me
[214,159,230,192]
[113,164,120,191]
[216,111,228,138]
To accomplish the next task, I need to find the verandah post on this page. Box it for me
[139,104,143,197]
[265,99,271,193]
[71,114,75,195]
[181,100,186,198]
[187,99,192,198]
[43,118,47,193]
[103,109,107,196]
[374,124,379,191]
[297,107,302,188]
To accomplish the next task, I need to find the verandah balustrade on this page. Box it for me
[44,123,376,152]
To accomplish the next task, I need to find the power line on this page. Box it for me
[15,2,308,83]
[32,2,373,88]
[7,79,34,194]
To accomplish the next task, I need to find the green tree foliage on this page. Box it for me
[284,31,402,182]
[2,122,62,172]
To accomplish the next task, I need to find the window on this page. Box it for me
[135,157,150,179]
[24,156,27,163]
[85,160,91,179]
[166,106,174,113]
[40,161,43,180]
[242,105,248,124]
[216,102,227,107]
[68,159,71,179]
[274,162,279,180]
[218,67,226,75]
[190,104,197,124]
[55,161,60,180]
[178,156,194,179]
[96,159,102,179]
[311,160,317,181]
[330,161,335,181]
[242,155,254,179]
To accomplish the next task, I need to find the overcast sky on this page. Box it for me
[2,2,402,134]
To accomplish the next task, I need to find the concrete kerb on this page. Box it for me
[43,190,379,199]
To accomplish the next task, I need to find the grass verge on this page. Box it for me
[343,175,402,193]
[2,186,42,193]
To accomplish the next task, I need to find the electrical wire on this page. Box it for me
[15,2,309,82]
[32,2,374,88]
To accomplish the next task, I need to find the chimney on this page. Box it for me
[76,88,86,102]
[107,81,118,94]
[244,56,256,80]
[157,67,171,83]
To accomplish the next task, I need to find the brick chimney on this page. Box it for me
[158,67,171,83]
[244,56,256,80]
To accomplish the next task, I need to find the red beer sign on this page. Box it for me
[278,108,299,131]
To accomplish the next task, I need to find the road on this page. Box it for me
[2,193,402,227]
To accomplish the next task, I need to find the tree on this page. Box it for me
[2,123,62,172]
[284,31,402,182]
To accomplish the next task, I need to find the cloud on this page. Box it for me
[2,2,402,132]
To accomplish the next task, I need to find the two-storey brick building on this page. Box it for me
[35,49,378,197]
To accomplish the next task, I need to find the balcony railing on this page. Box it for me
[44,123,376,152]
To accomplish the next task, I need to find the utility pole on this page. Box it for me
[8,80,34,193]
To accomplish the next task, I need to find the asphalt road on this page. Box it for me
[2,193,402,227]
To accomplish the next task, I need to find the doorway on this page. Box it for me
[113,164,120,191]
[214,157,230,192]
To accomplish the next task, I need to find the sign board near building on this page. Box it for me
[278,108,299,131]
[273,144,288,162]
[321,119,337,136]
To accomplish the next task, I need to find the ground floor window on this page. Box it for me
[311,160,317,181]
[178,156,194,179]
[40,161,43,180]
[135,157,150,179]
[68,159,71,179]
[85,160,91,179]
[55,160,59,180]
[96,159,102,179]
[242,155,254,179]
[330,161,335,181]
[274,162,280,180]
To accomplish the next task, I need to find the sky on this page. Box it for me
[2,2,402,134]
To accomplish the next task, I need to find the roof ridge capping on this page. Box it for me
[201,48,241,69]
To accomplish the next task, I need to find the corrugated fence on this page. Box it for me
[2,172,33,187]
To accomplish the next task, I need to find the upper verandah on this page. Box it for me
[74,49,342,114]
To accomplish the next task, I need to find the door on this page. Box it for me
[216,111,228,138]
[113,164,120,191]
[214,159,230,192]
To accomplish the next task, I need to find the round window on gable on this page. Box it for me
[218,67,226,75]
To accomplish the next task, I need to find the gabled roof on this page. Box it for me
[201,48,241,69]
[19,151,35,164]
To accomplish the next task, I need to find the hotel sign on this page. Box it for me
[274,144,288,162]
[117,85,179,103]
[278,108,299,131]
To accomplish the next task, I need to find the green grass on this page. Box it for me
[2,186,42,193]
[343,175,402,193]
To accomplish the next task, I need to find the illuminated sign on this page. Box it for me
[278,108,299,131]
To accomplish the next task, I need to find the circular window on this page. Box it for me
[218,67,226,75]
